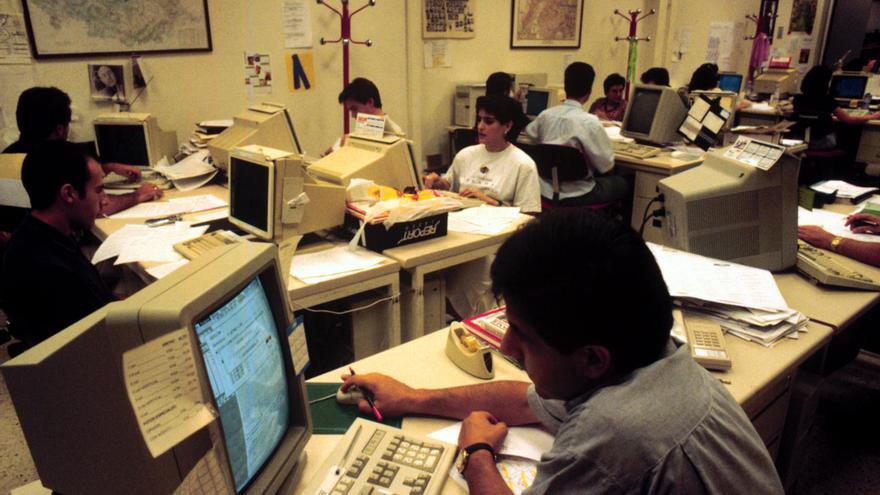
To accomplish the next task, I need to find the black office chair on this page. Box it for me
[518,143,612,210]
[789,110,847,185]
[451,128,478,156]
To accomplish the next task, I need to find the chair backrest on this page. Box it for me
[451,128,478,155]
[517,143,591,182]
[789,109,833,144]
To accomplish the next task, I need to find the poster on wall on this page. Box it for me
[0,11,31,64]
[423,0,474,39]
[245,53,272,96]
[287,52,315,92]
[283,0,312,48]
[705,22,735,70]
[20,0,212,58]
[789,0,817,34]
[510,0,584,49]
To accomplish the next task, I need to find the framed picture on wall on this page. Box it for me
[20,0,212,58]
[423,0,475,39]
[510,0,584,49]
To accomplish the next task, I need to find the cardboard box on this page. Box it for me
[344,211,448,252]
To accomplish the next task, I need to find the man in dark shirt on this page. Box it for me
[1,141,117,348]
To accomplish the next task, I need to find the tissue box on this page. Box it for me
[344,211,448,252]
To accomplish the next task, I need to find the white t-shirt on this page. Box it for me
[444,144,541,213]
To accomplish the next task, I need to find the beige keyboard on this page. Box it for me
[612,141,662,159]
[796,240,880,291]
[173,230,242,260]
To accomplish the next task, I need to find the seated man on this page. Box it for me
[799,213,880,267]
[589,73,627,122]
[343,210,784,494]
[1,141,117,348]
[2,86,162,218]
[326,77,404,155]
[526,63,627,206]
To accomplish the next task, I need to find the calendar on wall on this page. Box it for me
[423,0,475,39]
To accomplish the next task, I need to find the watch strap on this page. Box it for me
[458,442,496,475]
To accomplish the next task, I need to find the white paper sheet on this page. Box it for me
[289,245,387,283]
[798,207,880,243]
[92,222,208,264]
[282,1,313,48]
[108,201,191,219]
[168,194,228,213]
[154,150,215,180]
[448,206,524,235]
[172,170,218,192]
[191,208,230,224]
[145,259,190,280]
[810,180,878,199]
[428,423,553,462]
[122,328,217,458]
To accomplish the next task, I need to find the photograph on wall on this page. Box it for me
[0,11,32,64]
[245,53,272,96]
[510,0,584,49]
[423,0,475,39]
[789,0,817,34]
[88,64,126,102]
[20,0,212,58]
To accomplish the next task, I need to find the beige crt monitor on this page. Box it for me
[753,68,799,97]
[658,148,800,271]
[0,153,29,208]
[1,242,311,495]
[307,134,421,192]
[621,84,689,145]
[209,102,303,171]
[93,112,178,167]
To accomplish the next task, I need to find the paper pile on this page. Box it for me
[810,180,878,201]
[648,243,808,346]
[447,205,525,235]
[289,245,387,284]
[153,150,218,191]
[92,222,209,266]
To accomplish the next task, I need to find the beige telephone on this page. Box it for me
[445,323,494,379]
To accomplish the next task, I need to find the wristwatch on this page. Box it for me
[455,443,496,475]
[830,236,844,252]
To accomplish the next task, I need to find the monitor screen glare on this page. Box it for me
[626,89,662,135]
[230,157,270,234]
[718,74,744,93]
[95,124,149,166]
[526,90,550,117]
[831,76,868,99]
[194,276,289,492]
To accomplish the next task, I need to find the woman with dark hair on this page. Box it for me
[687,63,720,91]
[793,65,880,149]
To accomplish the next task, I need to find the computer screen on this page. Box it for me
[194,276,289,492]
[621,84,689,146]
[208,103,303,171]
[307,135,421,192]
[229,155,272,236]
[830,74,869,99]
[526,89,550,117]
[1,242,311,494]
[718,73,744,93]
[93,113,178,168]
[658,148,800,271]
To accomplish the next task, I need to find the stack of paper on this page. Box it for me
[154,150,218,191]
[810,180,878,200]
[289,246,387,284]
[648,243,808,346]
[109,194,227,220]
[447,206,525,235]
[92,222,209,266]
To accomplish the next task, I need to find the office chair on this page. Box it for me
[451,128,478,156]
[789,110,847,185]
[518,143,613,210]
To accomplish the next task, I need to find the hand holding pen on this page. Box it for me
[348,367,383,422]
[340,372,419,420]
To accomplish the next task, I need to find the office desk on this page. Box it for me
[614,152,703,243]
[857,119,880,163]
[382,216,532,341]
[295,319,833,493]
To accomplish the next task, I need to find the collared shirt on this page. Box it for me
[525,100,615,199]
[1,215,116,346]
[523,342,784,494]
[588,97,628,122]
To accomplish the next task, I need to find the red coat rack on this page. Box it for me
[614,8,655,98]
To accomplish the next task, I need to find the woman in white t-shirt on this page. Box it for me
[424,94,540,214]
[422,95,540,319]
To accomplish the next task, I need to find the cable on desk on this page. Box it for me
[296,292,400,315]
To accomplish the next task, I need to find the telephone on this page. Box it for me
[445,323,494,379]
[683,313,732,371]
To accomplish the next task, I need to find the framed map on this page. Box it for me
[510,0,583,49]
[20,0,212,58]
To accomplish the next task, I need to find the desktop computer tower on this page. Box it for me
[454,83,486,127]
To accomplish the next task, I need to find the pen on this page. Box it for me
[349,367,383,422]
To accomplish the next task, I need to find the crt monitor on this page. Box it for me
[718,73,744,93]
[621,84,689,145]
[1,242,311,494]
[657,147,800,271]
[93,112,178,167]
[307,134,421,192]
[209,103,303,171]
[524,86,563,118]
[830,74,869,100]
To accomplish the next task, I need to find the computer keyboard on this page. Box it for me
[796,240,880,291]
[303,418,455,495]
[173,230,242,259]
[612,141,663,159]
[845,108,870,117]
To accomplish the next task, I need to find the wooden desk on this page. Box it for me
[614,152,703,243]
[382,216,531,341]
[295,318,833,493]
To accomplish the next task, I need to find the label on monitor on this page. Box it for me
[352,112,387,139]
[723,136,785,171]
[288,315,310,376]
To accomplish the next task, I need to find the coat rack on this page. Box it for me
[614,8,655,98]
[745,0,778,86]
[318,0,377,133]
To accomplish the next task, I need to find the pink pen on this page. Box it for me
[349,367,383,422]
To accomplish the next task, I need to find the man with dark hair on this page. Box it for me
[525,63,626,206]
[640,67,671,86]
[589,73,628,121]
[2,86,163,215]
[325,77,404,155]
[343,210,784,494]
[484,72,529,141]
[1,141,117,348]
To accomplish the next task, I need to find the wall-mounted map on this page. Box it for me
[510,0,583,49]
[21,0,212,58]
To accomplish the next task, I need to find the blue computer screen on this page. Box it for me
[194,277,289,493]
[831,76,868,99]
[526,90,550,117]
[718,74,744,93]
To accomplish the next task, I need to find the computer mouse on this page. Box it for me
[336,385,365,405]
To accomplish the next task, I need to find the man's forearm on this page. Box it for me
[104,193,139,215]
[409,381,538,425]
[464,451,515,495]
